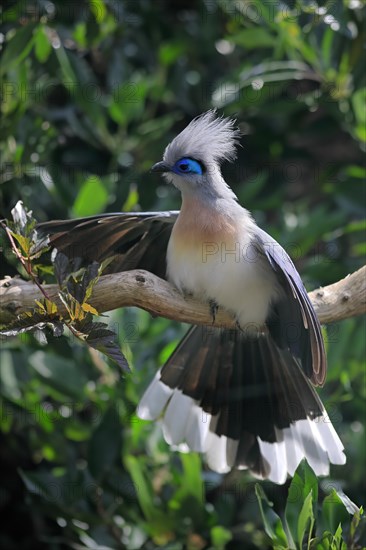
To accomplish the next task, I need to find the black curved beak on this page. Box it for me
[150,161,171,173]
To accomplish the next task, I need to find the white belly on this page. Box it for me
[167,234,280,327]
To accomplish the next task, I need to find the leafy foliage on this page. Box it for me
[1,202,128,372]
[256,461,365,550]
[0,0,365,549]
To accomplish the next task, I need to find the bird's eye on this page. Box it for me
[173,157,204,176]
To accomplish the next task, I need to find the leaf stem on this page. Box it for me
[1,221,51,301]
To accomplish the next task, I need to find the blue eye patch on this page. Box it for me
[172,157,204,175]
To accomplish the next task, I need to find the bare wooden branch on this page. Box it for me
[308,265,366,324]
[0,266,365,327]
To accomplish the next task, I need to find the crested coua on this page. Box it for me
[38,111,346,483]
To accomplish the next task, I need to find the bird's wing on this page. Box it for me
[39,213,326,383]
[37,211,178,279]
[255,227,326,386]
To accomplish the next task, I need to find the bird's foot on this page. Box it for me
[209,300,219,324]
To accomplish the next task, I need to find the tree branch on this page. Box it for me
[0,266,365,327]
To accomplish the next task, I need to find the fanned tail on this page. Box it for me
[137,326,345,483]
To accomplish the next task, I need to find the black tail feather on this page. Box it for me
[160,326,325,472]
[138,325,345,481]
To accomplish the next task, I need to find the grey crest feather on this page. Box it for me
[163,110,241,169]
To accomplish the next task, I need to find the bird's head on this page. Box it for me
[151,110,241,200]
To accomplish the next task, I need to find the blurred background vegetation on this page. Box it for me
[0,0,365,548]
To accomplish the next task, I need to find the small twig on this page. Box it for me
[1,221,51,302]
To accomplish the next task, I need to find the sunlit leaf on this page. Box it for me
[297,490,314,549]
[81,302,99,315]
[285,460,318,547]
[211,525,232,549]
[34,25,51,63]
[322,489,352,534]
[255,484,289,548]
[73,176,109,217]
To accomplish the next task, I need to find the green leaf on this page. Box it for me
[285,460,318,545]
[333,523,344,546]
[321,27,334,70]
[344,219,366,234]
[73,22,87,48]
[89,0,107,23]
[54,46,109,139]
[239,0,274,24]
[352,88,366,128]
[9,230,31,255]
[88,406,122,480]
[109,79,148,124]
[349,506,364,545]
[122,184,139,212]
[159,42,185,66]
[34,26,51,63]
[0,350,21,399]
[168,453,205,523]
[20,469,64,504]
[255,484,289,547]
[125,455,171,536]
[230,28,275,49]
[355,124,366,142]
[20,468,86,507]
[344,165,366,179]
[72,176,109,217]
[322,489,352,534]
[297,490,314,549]
[125,455,156,522]
[28,351,87,398]
[180,453,203,505]
[0,23,37,75]
[315,531,332,549]
[211,525,233,549]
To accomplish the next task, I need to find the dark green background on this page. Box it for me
[0,1,365,548]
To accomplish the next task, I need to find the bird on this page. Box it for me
[38,110,346,484]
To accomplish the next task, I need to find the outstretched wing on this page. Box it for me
[39,213,325,384]
[255,228,326,386]
[37,211,178,279]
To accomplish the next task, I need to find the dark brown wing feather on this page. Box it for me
[37,211,178,279]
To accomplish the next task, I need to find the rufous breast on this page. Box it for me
[170,195,238,256]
